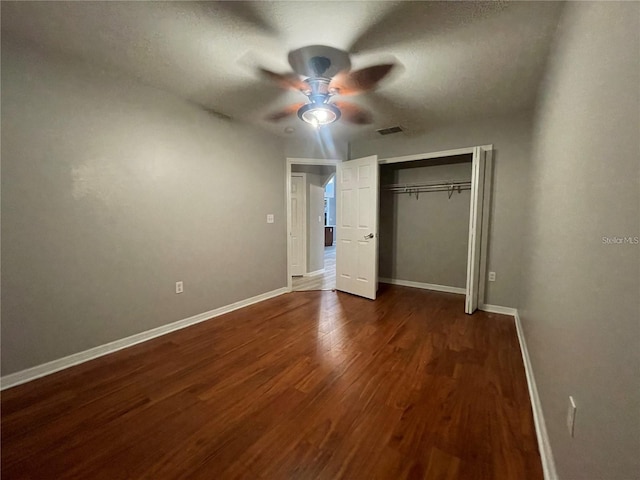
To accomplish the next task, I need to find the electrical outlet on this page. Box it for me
[567,396,576,437]
[488,271,496,282]
[175,281,184,294]
[266,214,274,224]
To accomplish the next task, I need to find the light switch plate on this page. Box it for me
[267,214,274,224]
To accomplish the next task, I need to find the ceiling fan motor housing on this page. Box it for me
[309,56,331,76]
[288,45,351,78]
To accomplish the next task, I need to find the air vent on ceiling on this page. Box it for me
[376,125,404,136]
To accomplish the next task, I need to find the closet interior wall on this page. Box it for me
[379,154,472,289]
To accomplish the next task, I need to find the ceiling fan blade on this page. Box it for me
[329,64,395,96]
[258,68,309,93]
[265,102,306,122]
[202,2,277,36]
[333,102,373,125]
[349,2,510,54]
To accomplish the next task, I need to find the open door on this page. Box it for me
[336,155,379,300]
[465,147,486,313]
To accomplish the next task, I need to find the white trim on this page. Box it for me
[286,162,292,291]
[287,158,340,166]
[514,310,558,480]
[478,304,518,316]
[378,145,493,165]
[0,287,289,391]
[465,147,484,314]
[304,268,325,277]
[379,278,465,295]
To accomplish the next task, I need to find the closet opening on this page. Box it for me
[379,154,472,296]
[375,145,492,313]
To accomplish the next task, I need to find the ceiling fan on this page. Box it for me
[258,45,397,128]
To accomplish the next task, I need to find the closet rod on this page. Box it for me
[382,180,471,191]
[382,180,471,199]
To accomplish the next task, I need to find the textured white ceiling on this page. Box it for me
[1,1,564,141]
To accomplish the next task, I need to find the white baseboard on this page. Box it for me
[379,278,465,295]
[0,286,289,391]
[478,303,518,316]
[514,310,558,480]
[304,268,325,277]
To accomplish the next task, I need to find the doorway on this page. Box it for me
[287,158,338,292]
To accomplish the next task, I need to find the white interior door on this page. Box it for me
[336,155,379,300]
[465,147,486,313]
[290,174,306,276]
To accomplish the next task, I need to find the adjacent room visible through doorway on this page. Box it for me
[289,162,337,291]
[292,244,335,291]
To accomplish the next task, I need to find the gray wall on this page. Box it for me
[1,41,287,375]
[380,158,471,288]
[520,3,640,479]
[351,113,532,308]
[284,135,348,161]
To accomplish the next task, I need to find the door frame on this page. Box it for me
[286,157,340,292]
[379,144,493,310]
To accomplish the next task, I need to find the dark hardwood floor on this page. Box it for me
[1,285,542,479]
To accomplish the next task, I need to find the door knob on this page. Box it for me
[364,233,374,239]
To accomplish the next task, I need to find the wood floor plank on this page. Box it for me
[1,285,542,479]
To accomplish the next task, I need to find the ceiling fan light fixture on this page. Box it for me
[298,102,341,127]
